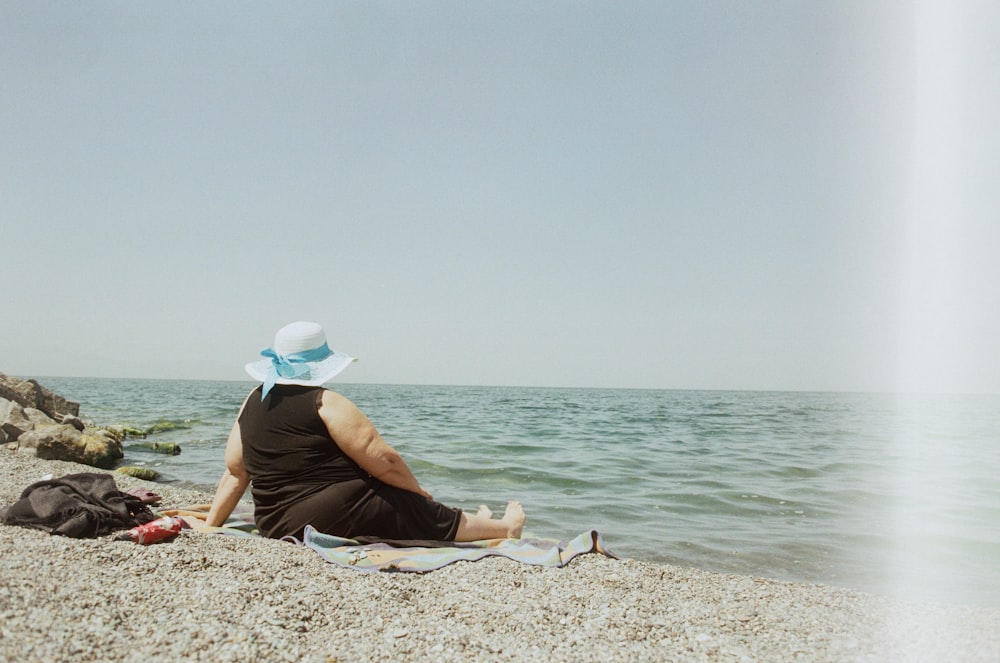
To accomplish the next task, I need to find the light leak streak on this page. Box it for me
[890,0,981,643]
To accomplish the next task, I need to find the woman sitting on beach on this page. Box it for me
[205,321,526,542]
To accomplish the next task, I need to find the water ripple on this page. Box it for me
[35,378,1000,607]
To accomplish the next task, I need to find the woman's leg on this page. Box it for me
[453,501,526,541]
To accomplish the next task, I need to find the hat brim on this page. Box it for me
[244,350,356,387]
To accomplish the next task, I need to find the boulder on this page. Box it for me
[0,372,80,419]
[1,422,27,442]
[116,466,161,481]
[24,407,55,426]
[0,377,23,408]
[1,399,33,441]
[17,423,124,469]
[15,423,73,451]
[1,399,56,441]
[130,441,182,455]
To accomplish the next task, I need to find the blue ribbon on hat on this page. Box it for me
[259,342,333,399]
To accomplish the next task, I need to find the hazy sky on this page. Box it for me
[3,2,998,393]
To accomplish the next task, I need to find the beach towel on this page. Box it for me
[167,505,618,572]
[298,525,617,572]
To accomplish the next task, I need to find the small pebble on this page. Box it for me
[1,453,999,662]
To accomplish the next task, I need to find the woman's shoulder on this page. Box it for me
[319,388,353,407]
[237,387,261,411]
[317,389,368,423]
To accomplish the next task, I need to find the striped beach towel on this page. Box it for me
[299,526,617,572]
[166,505,618,572]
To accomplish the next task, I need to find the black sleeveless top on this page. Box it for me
[239,385,367,535]
[239,384,461,541]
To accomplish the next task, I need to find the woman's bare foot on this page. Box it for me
[502,501,526,538]
[454,500,526,542]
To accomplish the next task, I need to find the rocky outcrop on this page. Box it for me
[1,402,56,443]
[0,373,79,419]
[1,373,122,469]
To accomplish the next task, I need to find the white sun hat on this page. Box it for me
[244,321,356,398]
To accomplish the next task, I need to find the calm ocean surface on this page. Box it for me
[33,378,1000,607]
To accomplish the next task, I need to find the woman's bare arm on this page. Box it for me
[205,406,252,527]
[318,390,432,499]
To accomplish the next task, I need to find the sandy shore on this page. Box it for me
[1,451,998,662]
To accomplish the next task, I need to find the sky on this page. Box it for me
[2,1,998,393]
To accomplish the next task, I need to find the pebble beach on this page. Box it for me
[2,452,999,662]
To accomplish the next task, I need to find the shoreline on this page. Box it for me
[2,451,999,661]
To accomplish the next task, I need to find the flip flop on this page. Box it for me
[124,486,163,505]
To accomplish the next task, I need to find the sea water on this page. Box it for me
[30,378,1000,607]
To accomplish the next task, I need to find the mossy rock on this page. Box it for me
[145,421,189,435]
[122,426,148,439]
[130,442,182,455]
[99,426,125,443]
[27,425,123,469]
[116,466,160,481]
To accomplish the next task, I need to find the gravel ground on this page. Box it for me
[2,450,999,662]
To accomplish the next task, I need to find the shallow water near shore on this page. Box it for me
[32,377,1000,607]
